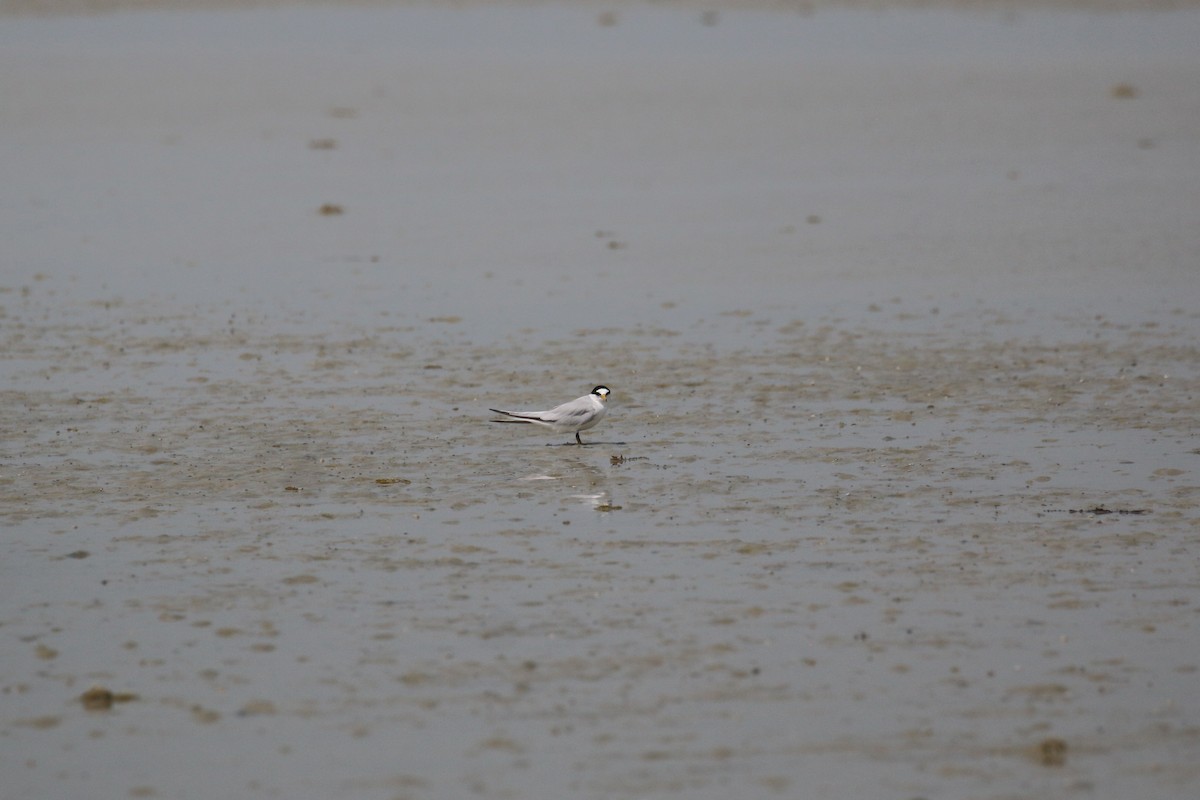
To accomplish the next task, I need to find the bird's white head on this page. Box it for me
[592,385,610,402]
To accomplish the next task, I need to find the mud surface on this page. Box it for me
[2,5,1199,800]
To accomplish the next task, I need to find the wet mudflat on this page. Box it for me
[3,4,1200,800]
[5,287,1198,800]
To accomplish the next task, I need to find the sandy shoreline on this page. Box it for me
[2,3,1198,799]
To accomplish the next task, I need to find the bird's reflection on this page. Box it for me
[518,454,614,509]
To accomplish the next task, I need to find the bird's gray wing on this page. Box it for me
[490,409,550,422]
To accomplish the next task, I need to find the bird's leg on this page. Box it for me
[575,432,583,445]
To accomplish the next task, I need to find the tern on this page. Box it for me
[490,386,610,445]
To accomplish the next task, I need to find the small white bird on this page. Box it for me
[490,386,611,445]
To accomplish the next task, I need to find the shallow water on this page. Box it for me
[3,5,1200,800]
